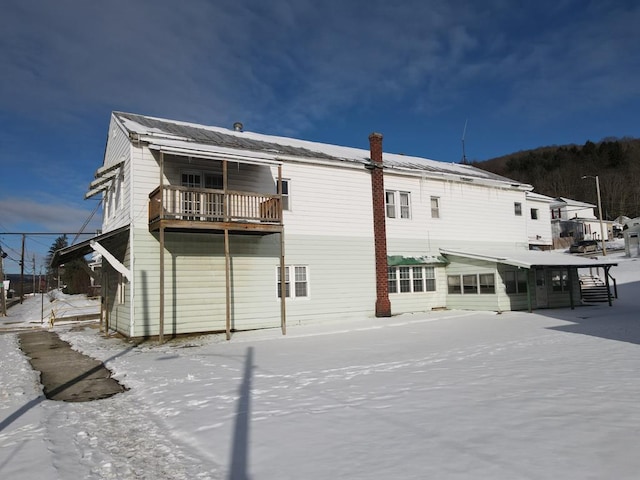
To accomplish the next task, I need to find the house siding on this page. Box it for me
[444,256,502,311]
[102,117,132,232]
[384,175,529,247]
[128,228,376,337]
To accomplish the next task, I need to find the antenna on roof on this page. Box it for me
[461,118,468,164]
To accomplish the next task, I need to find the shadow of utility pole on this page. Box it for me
[229,346,254,480]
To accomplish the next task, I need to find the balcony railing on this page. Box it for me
[149,185,282,226]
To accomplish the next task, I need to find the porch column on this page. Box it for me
[568,267,575,310]
[225,228,231,340]
[159,151,165,343]
[278,164,286,335]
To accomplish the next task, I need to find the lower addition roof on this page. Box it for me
[440,248,618,269]
[51,225,130,268]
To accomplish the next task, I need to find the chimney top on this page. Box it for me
[233,122,243,132]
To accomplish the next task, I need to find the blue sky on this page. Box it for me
[1,0,639,274]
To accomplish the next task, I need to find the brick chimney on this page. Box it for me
[369,132,391,317]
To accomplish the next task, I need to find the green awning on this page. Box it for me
[387,255,448,266]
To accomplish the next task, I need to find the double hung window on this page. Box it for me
[388,266,436,294]
[277,265,308,298]
[385,191,411,219]
[448,273,495,294]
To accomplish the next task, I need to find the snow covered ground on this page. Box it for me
[1,251,639,479]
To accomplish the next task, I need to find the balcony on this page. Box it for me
[149,185,282,234]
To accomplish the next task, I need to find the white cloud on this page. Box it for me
[0,197,102,234]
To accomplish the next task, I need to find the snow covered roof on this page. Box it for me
[113,112,525,186]
[526,192,554,203]
[550,197,596,209]
[440,247,618,269]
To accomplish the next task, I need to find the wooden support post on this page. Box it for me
[104,272,110,333]
[526,269,533,313]
[568,267,575,310]
[605,266,612,306]
[159,225,165,344]
[159,151,165,344]
[223,160,228,221]
[278,164,286,335]
[225,228,231,340]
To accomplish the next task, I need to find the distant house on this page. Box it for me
[623,217,640,257]
[53,112,618,340]
[525,192,553,250]
[549,197,611,249]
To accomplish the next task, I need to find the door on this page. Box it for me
[535,268,548,308]
[181,171,202,219]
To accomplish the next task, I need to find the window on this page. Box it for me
[447,275,461,294]
[551,208,562,219]
[385,191,396,218]
[388,266,436,294]
[551,269,568,292]
[399,192,411,219]
[431,197,440,218]
[449,273,495,294]
[514,202,522,216]
[463,274,477,294]
[277,265,308,298]
[117,274,126,304]
[412,267,423,292]
[505,270,528,294]
[399,267,411,292]
[479,274,496,294]
[388,268,397,293]
[204,173,223,190]
[385,191,412,219]
[279,179,290,210]
[530,208,538,220]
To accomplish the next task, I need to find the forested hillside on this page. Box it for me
[472,138,640,220]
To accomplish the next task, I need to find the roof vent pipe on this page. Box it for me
[233,122,243,132]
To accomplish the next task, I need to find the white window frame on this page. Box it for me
[514,202,522,216]
[530,208,538,220]
[385,191,396,218]
[117,273,127,304]
[399,192,411,219]
[385,190,412,219]
[277,265,308,299]
[278,179,290,211]
[448,273,495,294]
[430,196,440,219]
[388,266,436,294]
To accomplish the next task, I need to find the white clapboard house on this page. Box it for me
[53,112,618,340]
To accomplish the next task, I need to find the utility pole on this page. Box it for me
[0,248,7,316]
[20,234,25,304]
[32,255,36,296]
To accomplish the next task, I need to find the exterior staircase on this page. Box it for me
[579,274,612,303]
